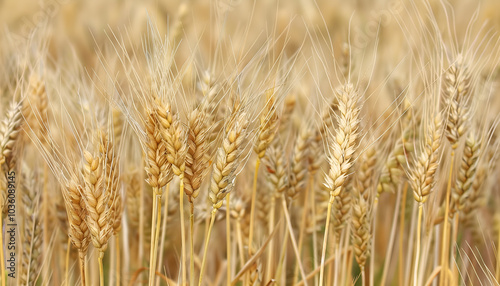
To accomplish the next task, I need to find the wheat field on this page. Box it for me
[1,0,500,285]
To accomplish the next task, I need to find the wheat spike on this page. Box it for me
[377,100,414,196]
[209,112,248,209]
[351,195,371,271]
[409,113,443,204]
[451,132,480,214]
[443,55,472,149]
[144,109,172,191]
[0,102,23,170]
[82,148,112,252]
[254,88,280,159]
[355,146,377,200]
[99,133,123,234]
[157,100,187,176]
[125,171,141,229]
[324,83,362,198]
[183,106,210,202]
[287,127,310,201]
[263,142,288,195]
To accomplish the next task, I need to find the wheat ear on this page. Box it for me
[319,83,362,285]
[450,132,480,216]
[184,94,214,285]
[83,132,119,286]
[287,127,310,202]
[263,142,288,281]
[100,133,123,286]
[0,101,23,171]
[248,88,280,258]
[0,101,22,286]
[144,107,172,286]
[440,56,473,286]
[200,112,248,286]
[62,177,90,286]
[351,194,372,285]
[408,113,442,286]
[156,99,188,284]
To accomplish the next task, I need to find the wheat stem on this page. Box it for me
[440,151,455,286]
[79,251,86,286]
[65,237,71,286]
[292,175,312,285]
[190,202,195,286]
[414,204,423,286]
[362,269,367,286]
[199,209,217,286]
[139,159,145,270]
[281,196,309,286]
[156,183,170,286]
[319,195,334,285]
[311,183,318,286]
[0,213,5,286]
[248,158,261,256]
[116,235,120,286]
[226,194,231,286]
[275,214,289,283]
[43,163,49,283]
[370,199,378,286]
[98,251,105,286]
[236,217,245,268]
[496,228,500,281]
[450,214,459,283]
[266,195,276,282]
[380,182,406,285]
[179,173,187,286]
[399,183,408,286]
[148,190,161,286]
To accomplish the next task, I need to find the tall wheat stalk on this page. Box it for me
[320,83,362,285]
[408,113,442,286]
[199,111,248,285]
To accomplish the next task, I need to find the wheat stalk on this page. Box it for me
[319,83,362,285]
[157,99,188,285]
[408,112,442,286]
[144,107,173,286]
[200,111,248,286]
[440,55,473,286]
[249,88,280,259]
[82,132,120,286]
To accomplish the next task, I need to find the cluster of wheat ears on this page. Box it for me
[1,0,500,285]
